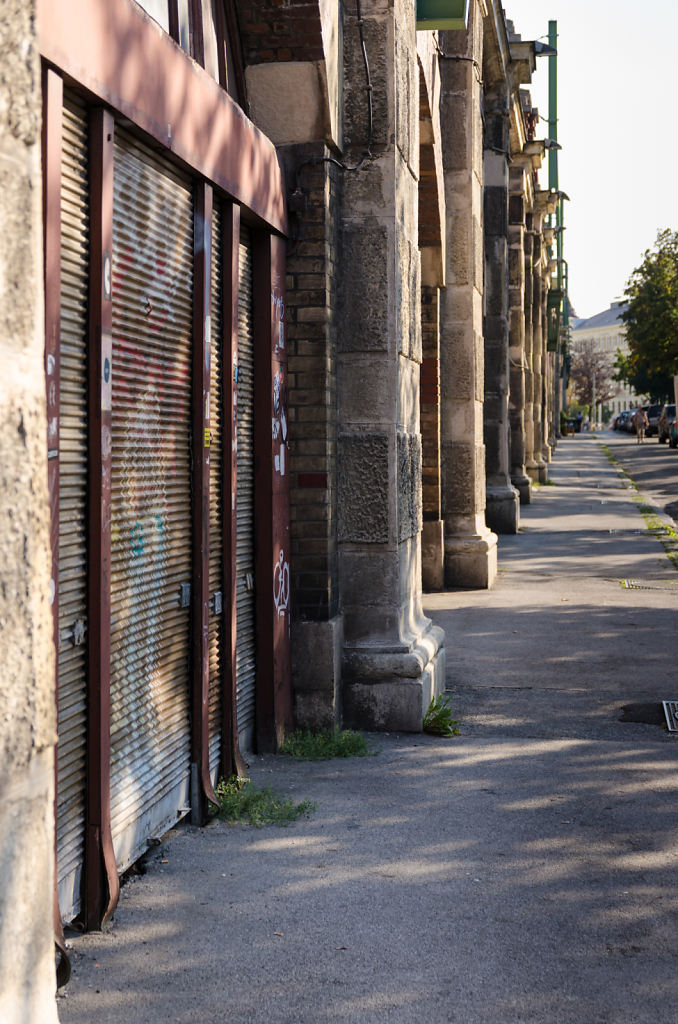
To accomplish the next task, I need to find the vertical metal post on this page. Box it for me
[548,21,558,192]
[221,203,247,778]
[43,65,71,983]
[253,233,292,752]
[191,183,219,820]
[86,107,119,930]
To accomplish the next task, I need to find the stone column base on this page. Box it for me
[291,615,343,731]
[421,519,444,591]
[511,472,532,505]
[526,459,547,484]
[342,622,445,732]
[485,484,520,535]
[444,528,498,589]
[542,443,552,464]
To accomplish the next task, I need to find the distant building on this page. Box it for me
[570,300,639,415]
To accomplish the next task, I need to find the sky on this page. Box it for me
[502,0,678,320]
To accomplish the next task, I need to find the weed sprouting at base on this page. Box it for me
[216,776,316,827]
[279,727,378,761]
[423,694,461,737]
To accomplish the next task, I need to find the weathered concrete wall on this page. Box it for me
[0,3,59,1021]
[337,0,444,729]
[242,0,342,149]
[439,1,498,588]
[528,219,548,482]
[508,168,531,503]
[483,99,519,535]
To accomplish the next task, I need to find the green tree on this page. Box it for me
[618,229,678,397]
[613,350,672,403]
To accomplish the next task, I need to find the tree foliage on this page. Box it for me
[613,350,672,403]
[618,229,678,395]
[569,339,616,411]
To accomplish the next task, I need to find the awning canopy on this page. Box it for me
[417,0,469,31]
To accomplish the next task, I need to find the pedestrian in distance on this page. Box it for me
[634,407,649,444]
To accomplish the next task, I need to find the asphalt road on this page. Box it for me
[57,435,678,1024]
[601,425,678,520]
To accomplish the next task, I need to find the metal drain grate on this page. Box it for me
[622,579,678,592]
[663,702,678,733]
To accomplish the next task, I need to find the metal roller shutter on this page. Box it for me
[208,202,223,780]
[236,228,256,751]
[56,91,89,923]
[109,129,193,872]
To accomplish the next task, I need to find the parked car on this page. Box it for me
[622,409,636,432]
[669,418,678,449]
[646,403,663,437]
[658,404,676,443]
[614,409,632,432]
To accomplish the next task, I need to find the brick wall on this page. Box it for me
[237,0,324,65]
[280,143,341,623]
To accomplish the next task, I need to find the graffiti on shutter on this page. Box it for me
[208,200,223,780]
[109,129,193,872]
[236,228,256,751]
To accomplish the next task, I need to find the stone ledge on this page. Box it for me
[444,528,498,589]
[343,643,446,732]
[485,484,520,535]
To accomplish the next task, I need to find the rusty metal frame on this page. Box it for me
[191,182,220,820]
[43,64,72,987]
[216,0,248,108]
[253,232,292,752]
[168,0,180,42]
[85,106,119,930]
[221,201,247,778]
[189,0,205,66]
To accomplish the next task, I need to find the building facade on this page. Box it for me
[570,301,636,418]
[0,0,563,1016]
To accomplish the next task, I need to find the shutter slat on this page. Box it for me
[109,129,193,873]
[56,92,89,925]
[208,202,223,778]
[236,228,256,750]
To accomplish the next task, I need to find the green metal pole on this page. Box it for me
[548,20,561,292]
[548,21,558,191]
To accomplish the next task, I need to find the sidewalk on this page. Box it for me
[58,436,678,1024]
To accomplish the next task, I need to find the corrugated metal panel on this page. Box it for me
[236,227,256,750]
[56,92,89,924]
[208,202,223,780]
[109,129,193,872]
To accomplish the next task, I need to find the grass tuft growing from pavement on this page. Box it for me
[279,727,377,760]
[600,443,678,572]
[423,694,461,737]
[216,776,316,827]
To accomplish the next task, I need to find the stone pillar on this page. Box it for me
[337,0,444,731]
[0,5,60,1021]
[531,243,547,482]
[439,3,498,588]
[483,98,519,534]
[540,268,552,464]
[527,229,546,483]
[523,223,536,481]
[420,285,444,589]
[545,343,556,456]
[535,259,549,475]
[508,171,531,503]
